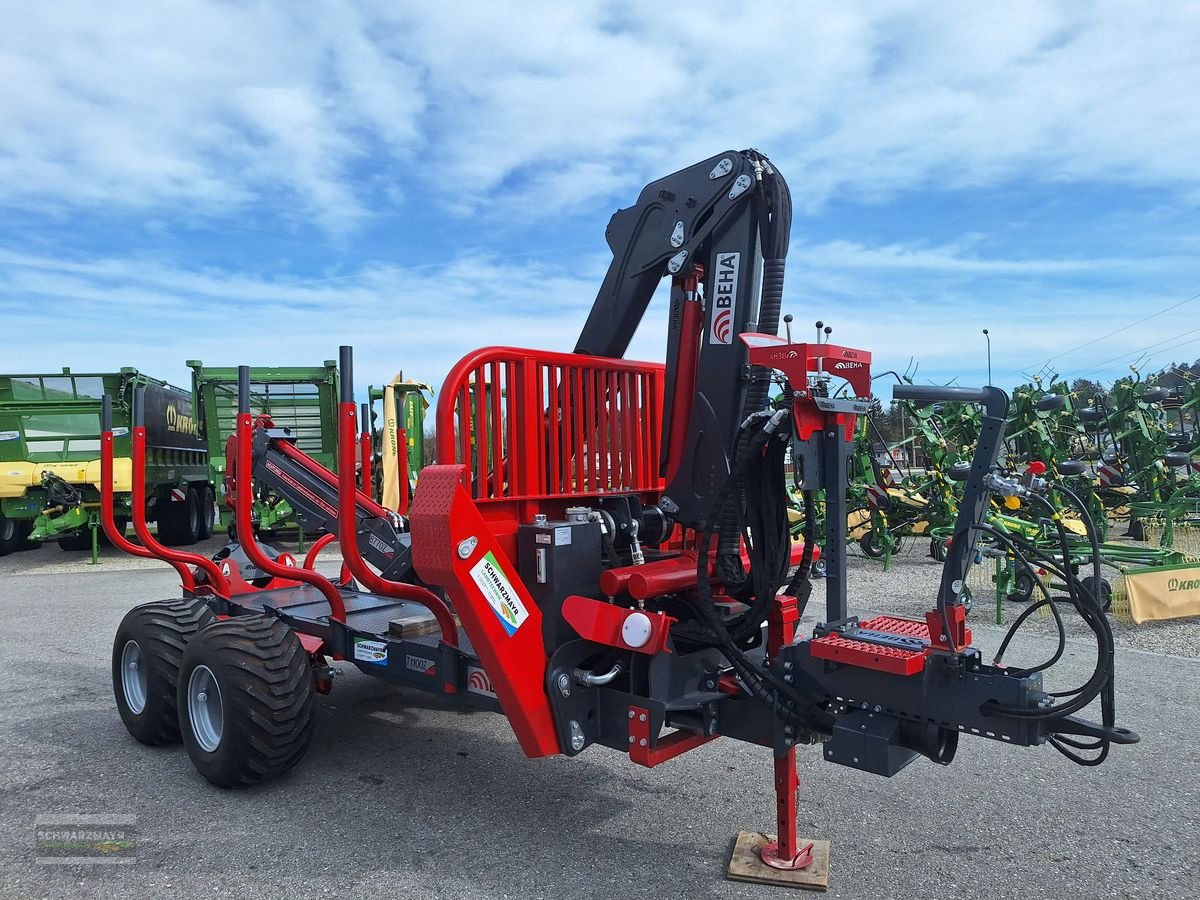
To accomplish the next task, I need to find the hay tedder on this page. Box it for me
[107,150,1137,889]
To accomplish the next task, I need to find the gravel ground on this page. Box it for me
[0,540,1197,898]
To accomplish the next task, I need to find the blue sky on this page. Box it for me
[2,1,1198,399]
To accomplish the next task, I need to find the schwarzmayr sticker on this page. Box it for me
[469,551,529,636]
[353,639,387,665]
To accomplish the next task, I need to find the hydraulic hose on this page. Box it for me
[720,156,792,569]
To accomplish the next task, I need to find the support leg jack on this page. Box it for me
[727,749,830,891]
[729,595,830,890]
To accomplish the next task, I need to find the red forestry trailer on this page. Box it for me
[107,150,1136,890]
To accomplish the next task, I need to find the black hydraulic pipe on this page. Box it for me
[132,387,145,427]
[360,402,370,437]
[893,384,1007,421]
[237,366,250,415]
[893,384,1011,649]
[101,394,112,432]
[339,345,354,402]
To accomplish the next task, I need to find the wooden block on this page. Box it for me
[727,831,830,892]
[387,606,452,639]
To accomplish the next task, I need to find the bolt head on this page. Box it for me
[638,713,647,723]
[556,673,571,697]
[196,691,207,702]
[568,720,585,752]
[638,738,647,747]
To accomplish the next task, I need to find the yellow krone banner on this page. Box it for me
[381,374,404,512]
[1124,563,1200,624]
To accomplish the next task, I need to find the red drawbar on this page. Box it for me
[561,595,674,655]
[409,465,560,758]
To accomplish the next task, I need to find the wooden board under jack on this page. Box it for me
[387,605,457,639]
[727,831,830,891]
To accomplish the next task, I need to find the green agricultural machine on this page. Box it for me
[1082,371,1200,544]
[972,375,1195,615]
[879,393,981,563]
[0,368,210,560]
[188,359,340,542]
[842,411,941,570]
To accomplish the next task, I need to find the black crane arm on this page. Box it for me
[575,149,792,528]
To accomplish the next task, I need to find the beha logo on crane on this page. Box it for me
[709,252,740,345]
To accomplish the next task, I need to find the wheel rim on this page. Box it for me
[120,640,148,715]
[187,664,224,752]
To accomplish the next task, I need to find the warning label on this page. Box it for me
[469,551,529,636]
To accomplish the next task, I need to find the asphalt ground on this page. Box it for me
[0,543,1197,899]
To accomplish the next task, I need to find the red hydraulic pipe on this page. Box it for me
[302,532,337,570]
[601,542,818,600]
[100,396,196,592]
[337,400,458,647]
[128,422,229,594]
[234,407,347,620]
[664,269,704,484]
[359,402,372,495]
[396,426,410,515]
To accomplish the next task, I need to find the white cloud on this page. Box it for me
[0,247,612,393]
[1,2,1196,401]
[3,238,1193,398]
[2,2,1198,228]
